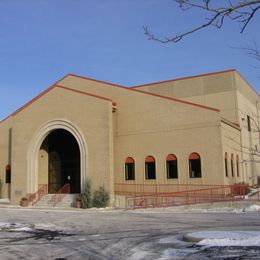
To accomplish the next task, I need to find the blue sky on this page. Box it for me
[0,0,260,119]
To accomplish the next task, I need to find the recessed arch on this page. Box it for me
[166,154,178,179]
[231,153,234,177]
[27,119,88,194]
[189,152,201,178]
[125,157,135,181]
[224,152,228,177]
[145,155,156,180]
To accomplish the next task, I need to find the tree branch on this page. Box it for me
[144,0,260,43]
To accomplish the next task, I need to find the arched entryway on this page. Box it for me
[40,129,81,193]
[27,119,87,195]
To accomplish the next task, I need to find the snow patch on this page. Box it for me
[11,227,33,232]
[159,248,199,259]
[128,248,149,260]
[0,198,11,203]
[198,236,260,247]
[245,204,260,212]
[159,236,177,244]
[189,231,260,247]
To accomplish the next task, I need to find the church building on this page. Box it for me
[0,69,258,206]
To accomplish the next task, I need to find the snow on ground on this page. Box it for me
[0,207,260,259]
[134,203,260,214]
[0,198,11,203]
[0,222,27,230]
[193,231,260,247]
[0,222,56,232]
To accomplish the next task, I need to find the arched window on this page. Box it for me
[5,164,11,183]
[125,157,135,180]
[145,156,156,180]
[189,153,201,178]
[236,155,239,177]
[225,152,228,177]
[231,154,234,177]
[166,154,178,179]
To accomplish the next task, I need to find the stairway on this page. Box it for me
[34,194,79,208]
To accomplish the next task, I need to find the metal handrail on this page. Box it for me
[28,184,48,206]
[52,183,70,206]
[114,182,230,196]
[125,184,250,209]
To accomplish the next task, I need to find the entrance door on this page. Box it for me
[41,129,81,194]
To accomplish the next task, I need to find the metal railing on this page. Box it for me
[124,184,257,209]
[114,182,229,196]
[28,184,48,206]
[52,183,70,206]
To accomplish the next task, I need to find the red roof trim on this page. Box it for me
[66,73,126,88]
[1,70,224,124]
[131,69,236,89]
[0,74,70,123]
[55,85,113,102]
[66,74,220,112]
[132,88,219,112]
[0,85,56,123]
[0,84,112,124]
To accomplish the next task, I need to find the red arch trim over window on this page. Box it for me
[166,154,177,161]
[231,154,234,160]
[125,157,134,164]
[225,152,228,159]
[189,153,200,160]
[145,156,155,163]
[6,164,11,171]
[236,155,239,161]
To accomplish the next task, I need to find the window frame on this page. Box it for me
[236,155,239,177]
[247,115,251,132]
[145,156,156,180]
[189,152,202,178]
[166,154,178,179]
[5,164,11,183]
[125,157,135,181]
[225,152,228,177]
[231,153,234,177]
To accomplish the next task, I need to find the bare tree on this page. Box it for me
[225,107,260,163]
[241,41,260,61]
[144,0,260,43]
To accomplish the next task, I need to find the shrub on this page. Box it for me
[81,178,92,208]
[92,186,109,208]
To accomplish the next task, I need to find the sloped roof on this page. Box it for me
[65,74,219,112]
[0,71,222,124]
[131,69,236,89]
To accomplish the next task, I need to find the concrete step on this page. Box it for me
[34,194,79,208]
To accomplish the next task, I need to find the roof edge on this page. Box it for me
[0,84,113,124]
[65,73,220,112]
[221,118,241,131]
[63,73,126,88]
[132,88,220,112]
[131,69,237,89]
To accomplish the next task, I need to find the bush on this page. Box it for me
[81,178,92,208]
[92,186,109,208]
